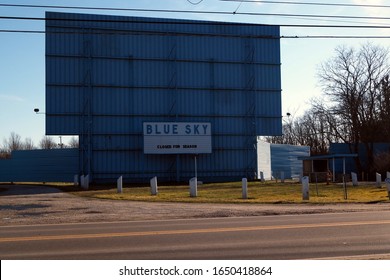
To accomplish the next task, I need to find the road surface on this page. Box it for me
[1,211,390,259]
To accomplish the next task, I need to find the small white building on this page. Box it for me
[257,140,310,180]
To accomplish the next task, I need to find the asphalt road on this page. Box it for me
[1,211,390,260]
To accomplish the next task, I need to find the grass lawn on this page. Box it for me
[61,180,390,204]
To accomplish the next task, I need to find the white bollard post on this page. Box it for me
[376,173,382,188]
[351,172,358,186]
[387,171,390,179]
[150,176,158,195]
[74,175,79,186]
[302,176,309,200]
[80,175,85,189]
[242,178,248,199]
[260,171,265,182]
[117,176,123,193]
[385,178,390,200]
[281,171,285,183]
[84,174,89,190]
[189,177,197,197]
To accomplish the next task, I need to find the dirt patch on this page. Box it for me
[1,184,389,226]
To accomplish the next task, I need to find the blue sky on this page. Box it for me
[0,0,389,146]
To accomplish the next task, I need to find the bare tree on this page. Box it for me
[39,136,57,149]
[23,137,35,150]
[317,42,390,176]
[3,132,23,153]
[263,107,337,155]
[264,43,389,168]
[378,75,390,141]
[68,136,79,148]
[372,150,390,176]
[0,147,10,159]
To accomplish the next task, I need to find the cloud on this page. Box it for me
[0,94,26,102]
[352,0,389,21]
[351,0,390,36]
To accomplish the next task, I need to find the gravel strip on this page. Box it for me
[1,184,389,226]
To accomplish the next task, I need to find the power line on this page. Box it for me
[236,11,390,21]
[1,3,390,22]
[0,29,44,34]
[0,3,208,13]
[0,16,390,39]
[1,28,390,39]
[233,0,244,14]
[0,4,389,39]
[0,28,278,39]
[282,35,390,39]
[3,1,390,11]
[1,14,390,26]
[187,0,204,4]
[219,0,390,9]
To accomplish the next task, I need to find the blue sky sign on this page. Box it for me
[143,122,212,154]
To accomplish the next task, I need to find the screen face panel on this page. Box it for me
[45,12,282,181]
[46,12,281,136]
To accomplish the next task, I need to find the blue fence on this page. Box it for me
[0,149,79,182]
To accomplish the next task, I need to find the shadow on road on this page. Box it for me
[0,184,63,196]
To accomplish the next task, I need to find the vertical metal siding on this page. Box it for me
[46,12,282,182]
[270,144,310,179]
[0,149,79,182]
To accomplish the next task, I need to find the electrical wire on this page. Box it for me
[1,15,390,40]
[0,3,390,22]
[219,0,390,9]
[2,15,390,31]
[1,3,390,39]
[1,28,390,40]
[3,1,390,11]
[233,0,244,14]
[1,13,390,24]
[187,0,204,4]
[282,35,390,39]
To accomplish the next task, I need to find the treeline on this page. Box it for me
[265,42,390,177]
[0,132,78,159]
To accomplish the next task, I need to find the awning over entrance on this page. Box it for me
[297,154,358,182]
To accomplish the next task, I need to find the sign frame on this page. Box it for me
[143,122,212,155]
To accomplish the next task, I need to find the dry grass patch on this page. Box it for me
[66,181,390,204]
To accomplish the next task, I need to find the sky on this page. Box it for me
[0,0,389,147]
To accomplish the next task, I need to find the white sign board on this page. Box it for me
[143,122,212,154]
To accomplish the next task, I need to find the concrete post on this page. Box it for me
[281,171,285,183]
[351,172,358,186]
[387,171,390,179]
[84,174,89,190]
[189,177,197,197]
[80,175,85,189]
[260,171,265,182]
[302,176,309,200]
[376,173,382,188]
[385,178,390,200]
[117,176,123,193]
[150,176,158,195]
[74,175,79,186]
[242,178,248,199]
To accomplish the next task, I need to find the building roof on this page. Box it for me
[297,154,358,161]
